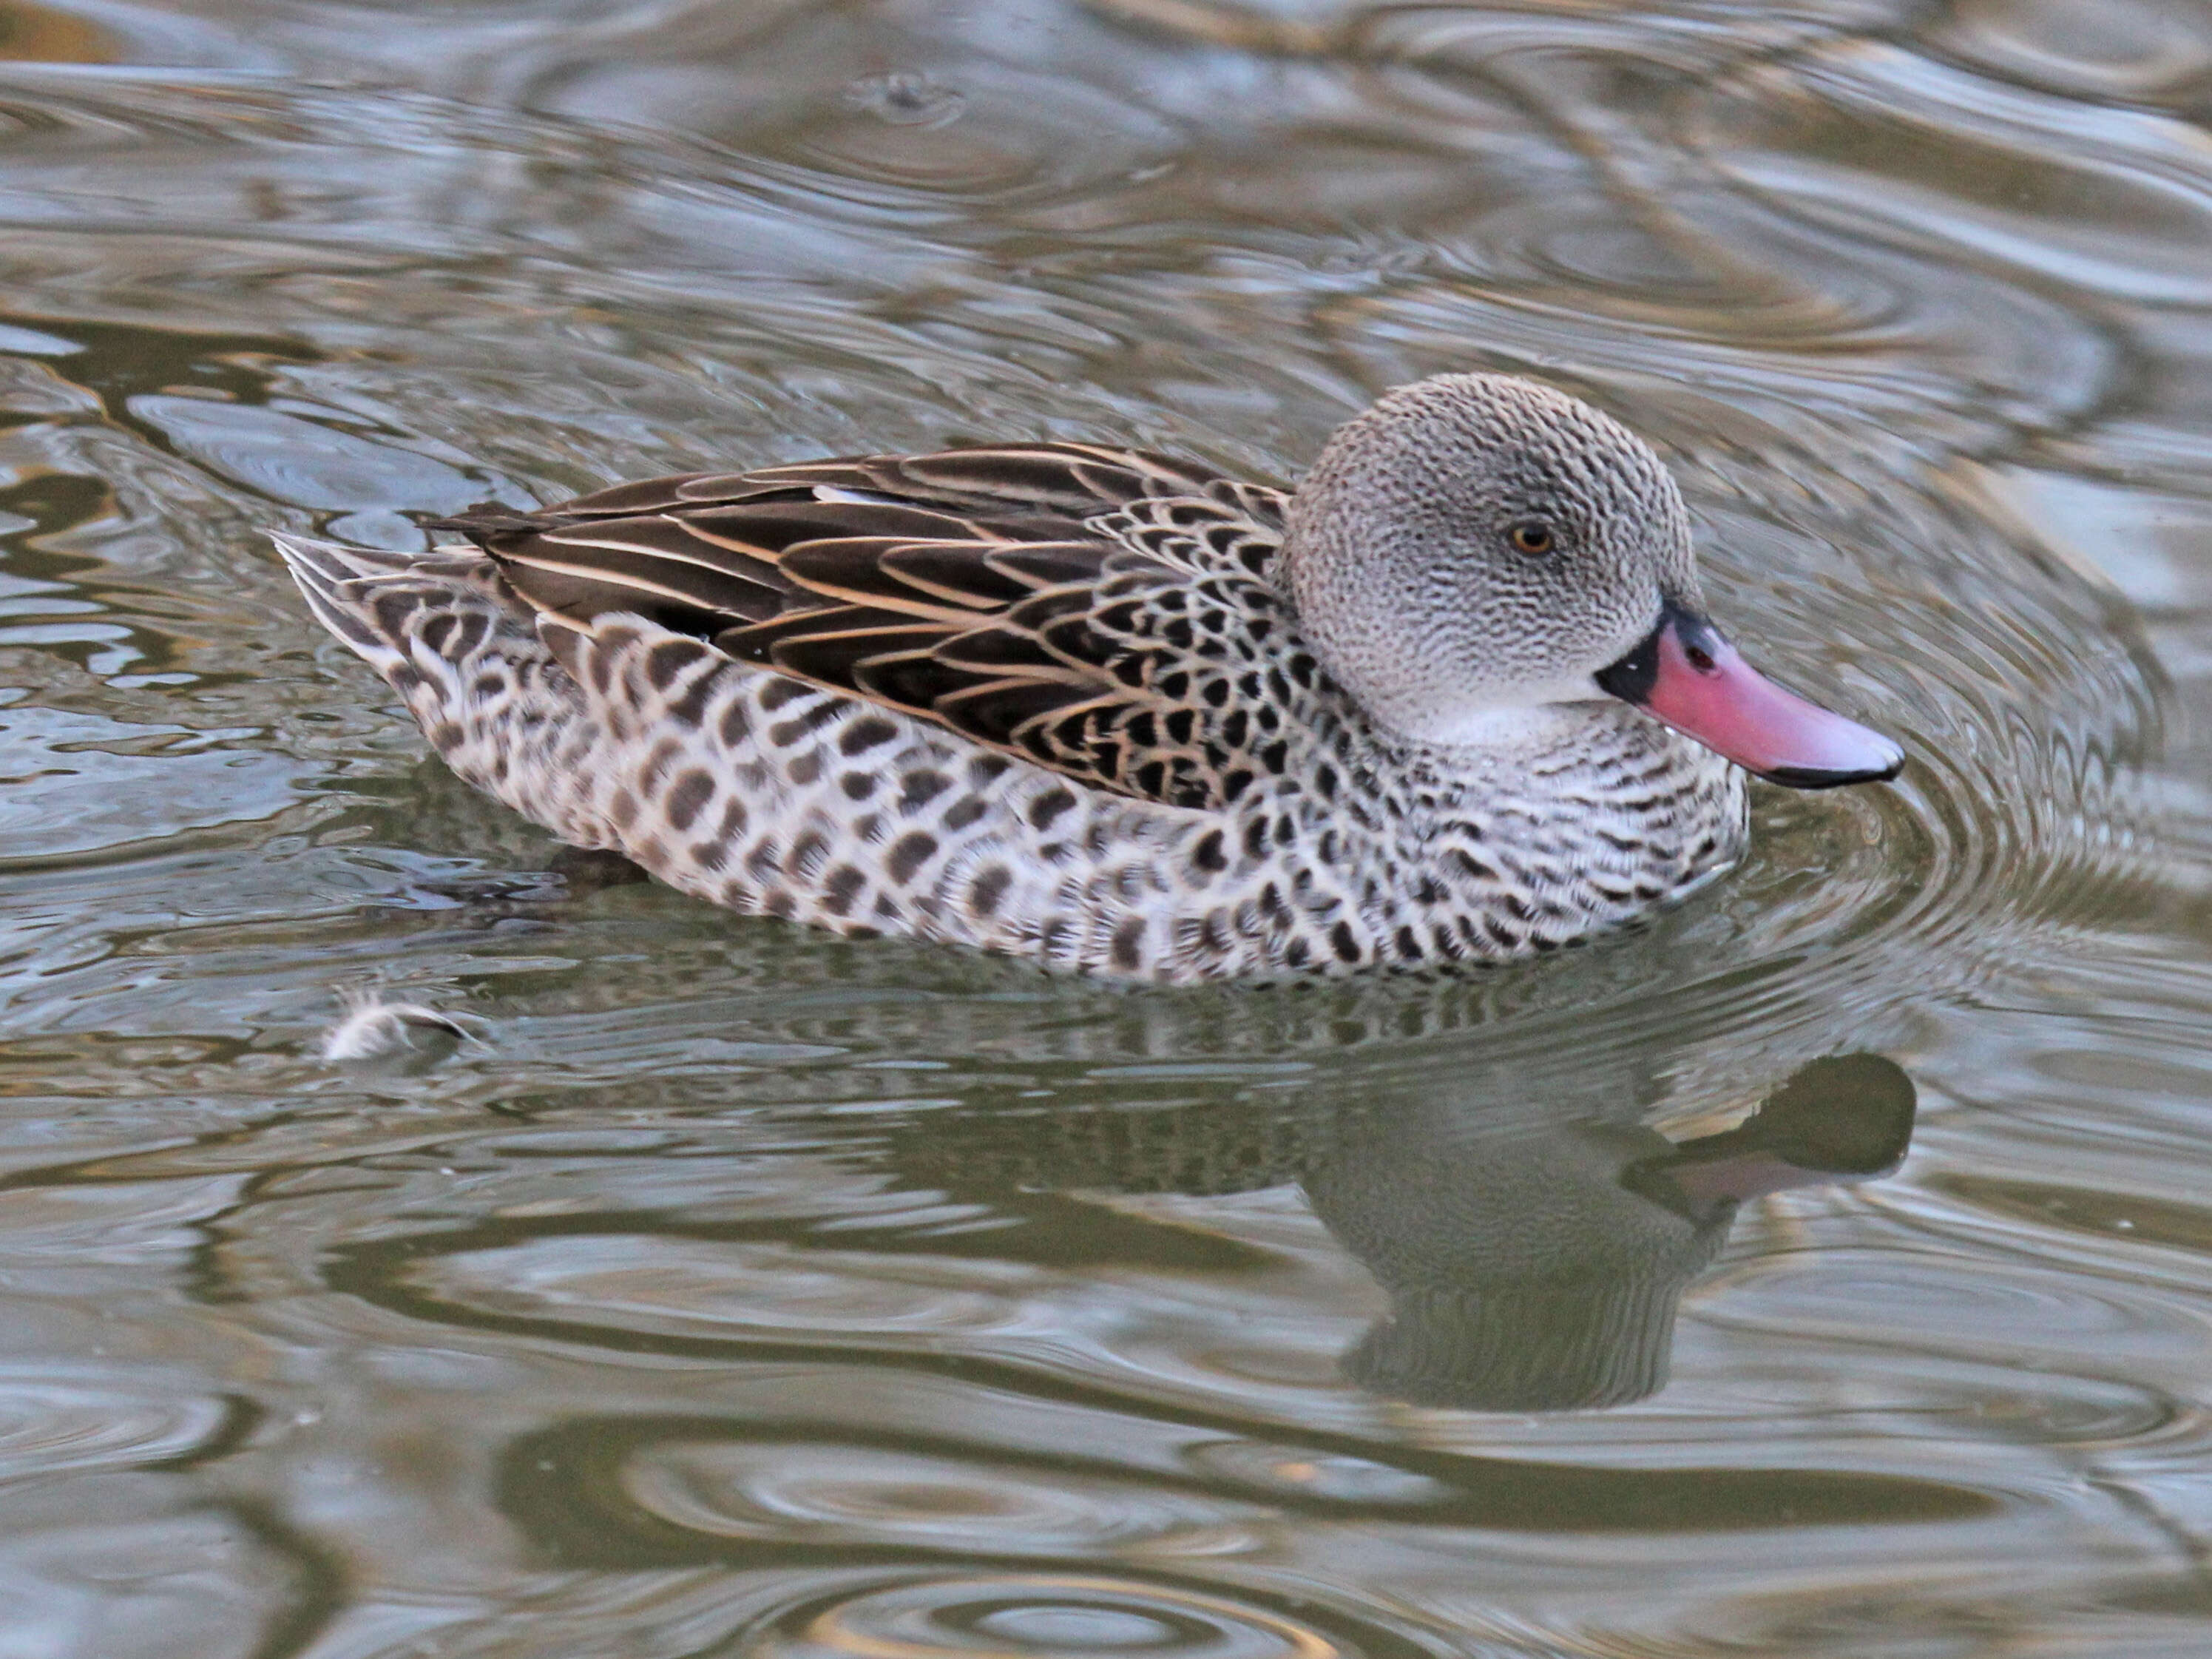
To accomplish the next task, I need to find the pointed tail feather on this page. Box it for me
[266,530,427,584]
[269,530,419,673]
[269,531,506,679]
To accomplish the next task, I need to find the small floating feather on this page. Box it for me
[321,989,484,1068]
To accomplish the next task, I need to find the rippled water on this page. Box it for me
[2,0,2211,1652]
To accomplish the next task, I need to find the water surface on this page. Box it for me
[2,0,2211,1654]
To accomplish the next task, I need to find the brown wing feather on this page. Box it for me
[426,443,1291,810]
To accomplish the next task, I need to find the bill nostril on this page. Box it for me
[1685,643,1716,672]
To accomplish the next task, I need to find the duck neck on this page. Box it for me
[1342,699,1750,952]
[1390,697,1737,831]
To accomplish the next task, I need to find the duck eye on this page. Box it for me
[1508,520,1555,556]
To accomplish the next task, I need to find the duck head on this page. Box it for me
[1281,374,1904,788]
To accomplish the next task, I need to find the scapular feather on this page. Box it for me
[430,441,1296,811]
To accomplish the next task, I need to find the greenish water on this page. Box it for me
[1,0,2210,1653]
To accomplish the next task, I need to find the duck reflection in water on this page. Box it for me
[1315,1054,1913,1409]
[893,1053,1915,1412]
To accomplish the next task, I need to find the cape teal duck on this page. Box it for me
[272,374,1902,981]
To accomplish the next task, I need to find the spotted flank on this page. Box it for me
[266,373,1904,981]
